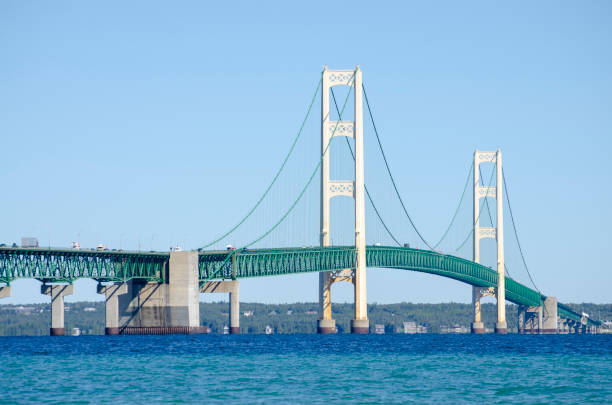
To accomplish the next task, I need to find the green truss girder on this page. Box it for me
[198,246,356,281]
[0,246,598,326]
[0,247,168,284]
[198,246,598,326]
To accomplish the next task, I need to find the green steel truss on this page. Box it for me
[0,245,597,326]
[0,247,167,284]
[198,246,356,281]
[197,246,597,326]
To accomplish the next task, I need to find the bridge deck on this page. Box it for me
[0,245,597,326]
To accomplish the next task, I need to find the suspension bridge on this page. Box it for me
[0,67,601,335]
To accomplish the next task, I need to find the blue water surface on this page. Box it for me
[1,334,611,404]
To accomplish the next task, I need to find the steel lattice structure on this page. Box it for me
[0,245,597,327]
[0,247,167,284]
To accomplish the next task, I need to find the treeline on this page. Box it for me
[1,301,610,336]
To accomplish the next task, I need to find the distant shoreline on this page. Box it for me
[1,301,610,336]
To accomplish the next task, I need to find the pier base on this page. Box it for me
[317,319,336,334]
[494,322,507,334]
[351,319,369,334]
[471,322,485,334]
[120,326,207,334]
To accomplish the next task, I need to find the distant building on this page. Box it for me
[440,324,469,334]
[403,321,417,334]
[403,321,428,334]
[223,325,229,334]
[375,324,385,334]
[14,306,35,314]
[305,310,317,315]
[243,310,254,317]
[83,307,96,312]
[286,310,293,315]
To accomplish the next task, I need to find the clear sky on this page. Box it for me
[1,1,610,306]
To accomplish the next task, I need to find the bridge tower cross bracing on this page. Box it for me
[471,149,507,334]
[318,66,369,334]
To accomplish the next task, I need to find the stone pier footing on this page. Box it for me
[120,326,208,335]
[50,328,66,336]
[317,319,336,334]
[471,322,485,334]
[494,322,508,334]
[351,319,369,334]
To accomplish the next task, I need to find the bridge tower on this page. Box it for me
[318,66,369,334]
[471,149,507,334]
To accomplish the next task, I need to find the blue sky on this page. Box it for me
[1,1,611,305]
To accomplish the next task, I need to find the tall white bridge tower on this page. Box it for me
[318,66,369,334]
[471,149,507,334]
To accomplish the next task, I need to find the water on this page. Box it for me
[1,334,611,404]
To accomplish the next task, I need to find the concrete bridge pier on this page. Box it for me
[201,280,240,334]
[568,320,579,333]
[517,297,557,334]
[117,251,205,334]
[97,283,128,335]
[518,305,541,334]
[0,285,10,299]
[540,297,558,334]
[471,286,494,333]
[317,273,336,334]
[41,284,74,336]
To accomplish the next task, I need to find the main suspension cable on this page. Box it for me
[433,163,473,250]
[502,169,540,292]
[200,77,323,249]
[330,88,402,247]
[362,85,434,250]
